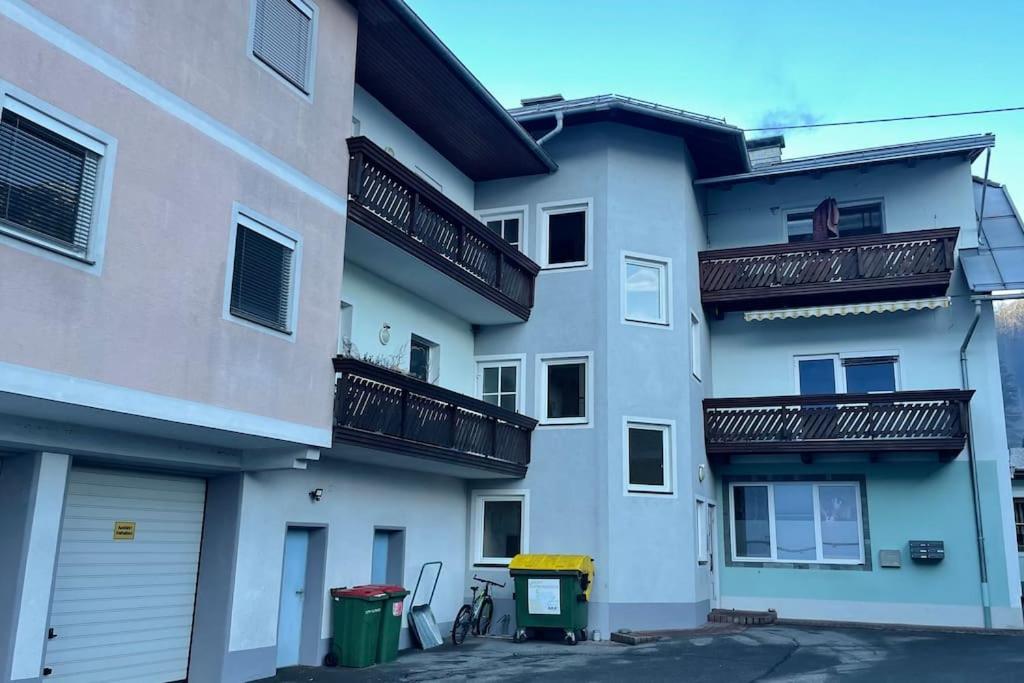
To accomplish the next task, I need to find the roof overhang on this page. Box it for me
[743,297,951,322]
[351,0,556,180]
[510,95,750,179]
[696,134,995,186]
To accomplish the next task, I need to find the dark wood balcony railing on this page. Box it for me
[347,137,539,321]
[704,389,973,460]
[699,227,959,314]
[333,356,536,476]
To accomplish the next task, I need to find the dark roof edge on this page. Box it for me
[511,95,751,174]
[380,0,557,174]
[696,134,994,186]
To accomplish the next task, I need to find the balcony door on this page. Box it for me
[795,355,899,441]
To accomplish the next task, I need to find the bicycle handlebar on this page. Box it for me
[472,575,506,588]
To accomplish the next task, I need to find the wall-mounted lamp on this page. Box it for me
[379,323,391,345]
[309,488,324,502]
[698,464,706,482]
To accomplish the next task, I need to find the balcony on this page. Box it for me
[703,389,973,462]
[699,227,959,315]
[332,356,536,478]
[346,137,539,324]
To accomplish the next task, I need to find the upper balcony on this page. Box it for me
[331,356,536,478]
[703,389,973,462]
[698,227,959,316]
[345,137,539,324]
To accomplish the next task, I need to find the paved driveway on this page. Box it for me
[259,623,1024,682]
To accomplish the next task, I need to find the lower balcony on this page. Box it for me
[331,356,535,478]
[704,389,973,462]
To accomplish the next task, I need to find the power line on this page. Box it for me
[745,106,1024,132]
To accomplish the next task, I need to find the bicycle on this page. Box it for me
[451,575,504,645]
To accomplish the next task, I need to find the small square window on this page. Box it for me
[486,217,521,249]
[625,421,672,494]
[251,0,317,95]
[473,492,527,566]
[540,201,590,269]
[623,254,669,326]
[225,206,300,338]
[478,206,527,253]
[477,359,521,413]
[539,355,590,425]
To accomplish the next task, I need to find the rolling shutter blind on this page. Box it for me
[230,225,293,332]
[253,0,313,92]
[0,109,99,254]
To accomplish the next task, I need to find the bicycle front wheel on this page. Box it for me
[476,597,494,636]
[452,605,473,645]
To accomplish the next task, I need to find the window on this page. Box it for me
[0,94,110,265]
[625,420,673,494]
[477,358,522,412]
[227,210,298,335]
[538,354,591,425]
[539,200,590,269]
[472,492,528,565]
[623,253,669,326]
[730,482,865,564]
[690,312,702,380]
[486,216,521,249]
[787,201,884,243]
[251,0,317,95]
[796,354,898,395]
[409,335,438,383]
[1015,499,1024,552]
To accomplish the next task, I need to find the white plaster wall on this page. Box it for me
[353,85,475,211]
[227,460,467,653]
[705,156,978,249]
[341,263,476,396]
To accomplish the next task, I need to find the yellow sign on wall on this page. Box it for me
[113,521,136,540]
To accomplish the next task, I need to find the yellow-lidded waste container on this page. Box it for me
[508,554,594,645]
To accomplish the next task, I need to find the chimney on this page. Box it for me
[746,135,786,167]
[520,94,565,107]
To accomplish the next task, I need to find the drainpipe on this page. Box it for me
[537,112,564,146]
[959,300,991,628]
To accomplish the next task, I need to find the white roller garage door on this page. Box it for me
[44,467,206,683]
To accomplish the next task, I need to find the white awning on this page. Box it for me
[744,297,951,322]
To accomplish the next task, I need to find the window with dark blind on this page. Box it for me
[229,225,294,333]
[0,109,100,256]
[252,0,316,94]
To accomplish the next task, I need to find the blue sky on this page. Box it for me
[408,0,1024,196]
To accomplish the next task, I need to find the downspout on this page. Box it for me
[537,112,564,146]
[960,300,991,628]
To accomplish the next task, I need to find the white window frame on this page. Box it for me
[536,352,594,427]
[537,198,593,271]
[248,0,319,101]
[729,481,866,565]
[622,417,676,496]
[409,334,440,384]
[477,205,528,254]
[471,490,529,566]
[781,197,886,243]
[690,311,702,381]
[793,351,902,394]
[475,354,526,414]
[0,82,117,274]
[621,251,671,328]
[222,202,303,341]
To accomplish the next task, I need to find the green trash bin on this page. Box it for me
[365,584,409,663]
[509,554,594,645]
[329,586,388,668]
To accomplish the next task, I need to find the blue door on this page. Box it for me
[277,528,310,668]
